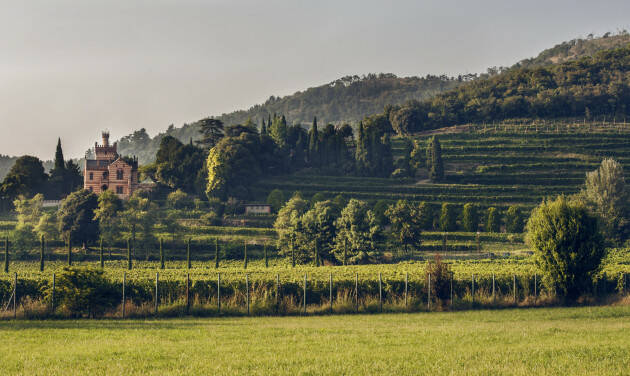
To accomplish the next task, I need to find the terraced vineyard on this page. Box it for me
[254,122,630,212]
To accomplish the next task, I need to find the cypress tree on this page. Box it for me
[214,238,219,268]
[308,117,320,167]
[261,118,267,135]
[40,235,45,272]
[99,238,104,268]
[243,241,248,269]
[67,234,72,266]
[355,122,369,175]
[159,238,165,270]
[264,243,268,268]
[53,138,65,171]
[127,238,132,270]
[4,236,9,273]
[428,136,444,182]
[186,238,191,269]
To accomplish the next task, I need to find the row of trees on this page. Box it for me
[0,140,82,210]
[273,192,526,265]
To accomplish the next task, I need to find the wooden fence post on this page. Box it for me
[245,274,250,315]
[217,272,221,313]
[13,272,17,319]
[513,274,517,304]
[40,235,45,272]
[450,272,453,305]
[471,274,475,305]
[534,274,537,304]
[122,272,126,319]
[155,272,159,315]
[303,273,307,315]
[51,273,55,312]
[379,272,383,313]
[492,273,495,302]
[329,273,333,314]
[186,238,191,270]
[405,272,409,307]
[355,273,359,313]
[275,273,280,313]
[186,272,190,315]
[427,273,431,311]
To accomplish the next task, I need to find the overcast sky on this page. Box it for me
[1,0,629,159]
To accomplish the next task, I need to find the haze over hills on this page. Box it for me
[1,32,629,177]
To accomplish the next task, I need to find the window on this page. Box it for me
[117,169,123,180]
[88,186,93,192]
[89,172,93,180]
[103,171,108,179]
[116,186,124,194]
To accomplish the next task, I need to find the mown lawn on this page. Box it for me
[0,306,629,375]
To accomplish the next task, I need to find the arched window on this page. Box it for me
[116,169,123,180]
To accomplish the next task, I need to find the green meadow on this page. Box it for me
[1,305,629,375]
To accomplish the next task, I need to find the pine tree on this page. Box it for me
[40,235,45,272]
[270,114,288,148]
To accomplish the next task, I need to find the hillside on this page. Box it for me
[112,33,630,164]
[513,31,630,69]
[254,120,630,213]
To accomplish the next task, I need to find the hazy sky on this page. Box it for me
[1,0,629,159]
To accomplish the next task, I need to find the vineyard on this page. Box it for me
[254,121,630,211]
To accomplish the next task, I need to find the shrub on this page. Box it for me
[425,254,451,301]
[167,189,193,209]
[526,196,604,301]
[45,267,119,318]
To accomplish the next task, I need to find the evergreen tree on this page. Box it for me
[355,122,370,175]
[486,207,501,233]
[261,118,267,135]
[53,138,65,172]
[462,203,480,232]
[505,205,523,233]
[428,136,444,182]
[308,117,320,167]
[197,118,224,149]
[439,203,458,232]
[270,115,288,148]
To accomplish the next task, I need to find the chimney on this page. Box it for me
[102,131,110,147]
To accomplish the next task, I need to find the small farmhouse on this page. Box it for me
[244,203,272,215]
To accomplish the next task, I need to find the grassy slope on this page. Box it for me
[0,306,629,375]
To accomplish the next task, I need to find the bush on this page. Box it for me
[526,196,604,300]
[167,189,193,209]
[425,254,451,301]
[45,267,120,318]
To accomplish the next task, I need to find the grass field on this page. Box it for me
[1,305,629,375]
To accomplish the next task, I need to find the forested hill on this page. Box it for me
[512,32,630,70]
[381,43,630,135]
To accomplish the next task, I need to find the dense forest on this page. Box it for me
[381,44,630,134]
